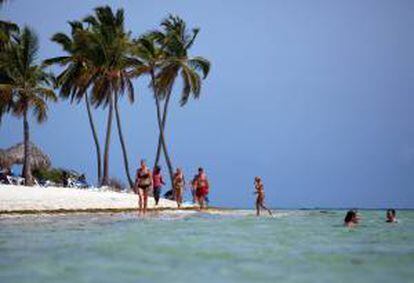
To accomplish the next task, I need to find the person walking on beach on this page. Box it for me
[173,168,185,208]
[152,166,165,206]
[254,177,272,216]
[135,160,152,215]
[194,167,210,210]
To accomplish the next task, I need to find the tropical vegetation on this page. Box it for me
[0,27,57,185]
[0,5,211,189]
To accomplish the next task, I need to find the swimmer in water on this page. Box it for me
[386,209,398,223]
[344,210,358,227]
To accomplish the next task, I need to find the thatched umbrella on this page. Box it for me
[0,142,51,170]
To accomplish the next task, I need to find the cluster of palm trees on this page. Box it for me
[0,5,210,188]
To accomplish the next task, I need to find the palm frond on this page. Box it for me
[34,87,58,102]
[43,56,72,67]
[21,27,39,71]
[31,95,48,123]
[188,56,210,79]
[50,32,72,52]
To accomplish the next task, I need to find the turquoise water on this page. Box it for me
[0,210,413,283]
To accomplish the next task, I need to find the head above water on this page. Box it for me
[255,176,261,183]
[386,209,396,221]
[140,159,146,168]
[198,167,204,173]
[344,210,357,224]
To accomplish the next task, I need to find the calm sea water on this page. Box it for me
[0,210,413,283]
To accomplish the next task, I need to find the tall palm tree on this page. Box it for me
[0,27,57,185]
[82,6,137,187]
[153,15,210,176]
[44,21,103,184]
[131,35,175,185]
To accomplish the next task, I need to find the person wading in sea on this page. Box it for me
[254,177,272,216]
[173,168,185,208]
[344,210,359,227]
[386,209,398,223]
[135,160,152,215]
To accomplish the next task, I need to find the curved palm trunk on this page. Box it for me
[22,109,33,186]
[114,92,134,188]
[151,71,174,187]
[84,93,102,185]
[154,89,171,166]
[101,95,114,186]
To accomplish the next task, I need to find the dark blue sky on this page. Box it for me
[1,0,413,208]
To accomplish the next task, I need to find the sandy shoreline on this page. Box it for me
[0,184,194,214]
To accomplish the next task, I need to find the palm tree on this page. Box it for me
[44,21,103,184]
[131,35,175,185]
[0,27,57,185]
[152,15,210,177]
[82,6,137,187]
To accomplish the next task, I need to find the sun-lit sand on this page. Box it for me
[0,184,189,213]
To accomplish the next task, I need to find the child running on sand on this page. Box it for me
[254,177,272,216]
[173,168,185,208]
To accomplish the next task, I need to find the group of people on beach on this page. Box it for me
[343,209,398,227]
[133,165,399,224]
[134,160,210,214]
[133,164,273,216]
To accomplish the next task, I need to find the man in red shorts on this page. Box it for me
[195,167,210,210]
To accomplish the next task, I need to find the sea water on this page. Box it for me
[0,210,413,283]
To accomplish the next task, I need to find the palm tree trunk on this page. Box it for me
[154,89,171,166]
[84,93,102,185]
[102,95,114,186]
[151,71,174,187]
[22,108,33,186]
[114,92,134,188]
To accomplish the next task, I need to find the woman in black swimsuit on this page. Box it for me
[135,160,152,215]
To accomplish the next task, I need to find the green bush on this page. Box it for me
[32,168,65,184]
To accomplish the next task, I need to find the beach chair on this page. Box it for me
[163,189,175,200]
[42,180,57,187]
[0,172,10,184]
[67,177,76,188]
[34,178,44,187]
[67,177,89,189]
[6,175,25,185]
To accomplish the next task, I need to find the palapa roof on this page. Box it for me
[0,142,51,170]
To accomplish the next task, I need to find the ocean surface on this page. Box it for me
[0,210,413,283]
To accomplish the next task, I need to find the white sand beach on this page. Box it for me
[0,184,188,213]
